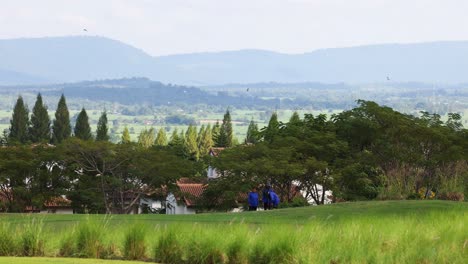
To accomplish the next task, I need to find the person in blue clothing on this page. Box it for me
[270,189,280,209]
[262,185,271,210]
[248,187,259,211]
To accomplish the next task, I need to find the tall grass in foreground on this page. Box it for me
[123,224,147,260]
[59,216,119,259]
[1,205,466,263]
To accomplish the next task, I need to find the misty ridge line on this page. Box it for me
[2,36,468,85]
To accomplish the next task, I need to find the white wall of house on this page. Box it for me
[165,193,196,215]
[207,166,220,179]
[138,197,164,214]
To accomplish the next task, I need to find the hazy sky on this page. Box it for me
[1,0,468,56]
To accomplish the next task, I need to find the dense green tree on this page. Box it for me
[121,126,131,144]
[184,125,199,160]
[9,96,30,144]
[169,128,181,146]
[96,111,109,141]
[29,93,51,143]
[263,112,280,143]
[198,124,213,156]
[245,119,260,144]
[52,94,71,144]
[197,125,206,146]
[74,108,92,140]
[216,110,233,147]
[212,121,221,146]
[138,128,156,148]
[155,128,168,146]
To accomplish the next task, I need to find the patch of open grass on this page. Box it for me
[0,201,466,263]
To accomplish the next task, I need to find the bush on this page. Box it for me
[438,192,465,201]
[406,193,420,200]
[278,197,309,208]
[123,225,147,260]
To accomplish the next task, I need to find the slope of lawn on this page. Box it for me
[0,200,466,264]
[1,200,465,225]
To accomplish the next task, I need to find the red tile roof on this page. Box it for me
[176,182,206,207]
[209,147,225,157]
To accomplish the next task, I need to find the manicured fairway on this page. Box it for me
[1,200,464,226]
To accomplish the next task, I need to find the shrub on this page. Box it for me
[438,192,464,201]
[406,193,420,200]
[123,224,146,260]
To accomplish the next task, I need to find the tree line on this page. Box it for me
[0,95,466,213]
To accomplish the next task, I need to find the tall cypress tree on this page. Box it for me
[217,110,233,147]
[9,96,30,144]
[52,94,71,144]
[74,108,92,140]
[198,124,213,156]
[29,93,51,143]
[264,112,280,143]
[245,119,259,144]
[96,111,109,141]
[121,126,131,144]
[155,128,168,146]
[212,121,220,146]
[289,111,301,125]
[184,125,199,160]
[138,128,155,148]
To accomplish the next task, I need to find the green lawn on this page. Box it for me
[0,201,466,263]
[1,200,465,226]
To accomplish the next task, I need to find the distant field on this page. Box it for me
[0,108,345,142]
[0,201,466,263]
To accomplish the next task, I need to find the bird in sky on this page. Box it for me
[83,29,88,32]
[246,88,249,92]
[386,76,390,81]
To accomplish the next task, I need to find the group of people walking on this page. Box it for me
[247,185,280,211]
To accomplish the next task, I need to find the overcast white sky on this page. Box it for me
[1,0,468,56]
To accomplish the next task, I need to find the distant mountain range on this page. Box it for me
[1,36,468,85]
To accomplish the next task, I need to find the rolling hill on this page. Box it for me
[1,36,468,85]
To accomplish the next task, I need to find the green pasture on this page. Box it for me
[0,201,466,263]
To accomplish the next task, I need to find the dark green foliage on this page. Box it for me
[29,93,51,143]
[95,111,109,141]
[74,108,92,140]
[212,121,221,145]
[52,94,71,144]
[245,119,259,144]
[216,110,233,147]
[262,112,279,143]
[9,96,30,144]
